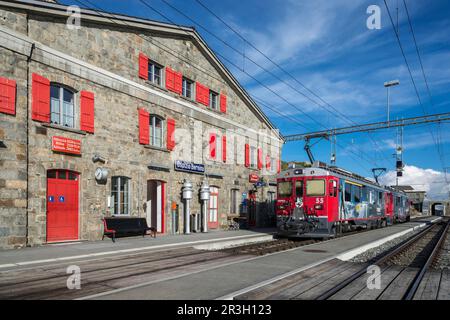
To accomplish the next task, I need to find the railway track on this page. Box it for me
[235,217,450,300]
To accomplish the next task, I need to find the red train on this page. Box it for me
[276,163,410,238]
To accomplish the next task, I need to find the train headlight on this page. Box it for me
[314,204,323,210]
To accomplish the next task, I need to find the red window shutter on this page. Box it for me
[257,148,263,170]
[174,71,182,95]
[196,82,209,106]
[277,159,281,173]
[220,94,227,113]
[138,108,149,145]
[80,91,95,133]
[165,67,175,92]
[266,155,271,170]
[0,77,16,115]
[139,53,148,80]
[209,133,216,160]
[167,118,176,151]
[31,73,50,122]
[244,143,250,167]
[222,135,227,163]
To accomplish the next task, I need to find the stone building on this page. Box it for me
[0,0,283,248]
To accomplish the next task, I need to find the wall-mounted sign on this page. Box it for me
[249,173,259,183]
[52,136,81,155]
[174,160,205,174]
[254,181,267,188]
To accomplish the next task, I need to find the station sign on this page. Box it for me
[249,173,259,183]
[174,160,205,174]
[51,136,81,155]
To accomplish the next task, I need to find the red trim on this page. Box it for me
[31,73,50,122]
[219,94,227,113]
[222,135,227,163]
[244,143,250,167]
[257,148,263,170]
[195,82,209,106]
[161,182,165,234]
[209,133,216,160]
[166,118,176,151]
[80,91,95,133]
[138,108,149,145]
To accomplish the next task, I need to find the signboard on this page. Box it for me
[254,181,267,188]
[174,160,205,174]
[52,136,81,155]
[249,173,259,183]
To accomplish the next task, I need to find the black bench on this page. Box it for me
[102,217,156,242]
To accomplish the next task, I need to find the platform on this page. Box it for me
[0,228,275,270]
[81,216,441,300]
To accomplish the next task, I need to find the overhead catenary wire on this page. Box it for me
[384,0,448,183]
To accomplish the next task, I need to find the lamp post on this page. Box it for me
[384,80,400,126]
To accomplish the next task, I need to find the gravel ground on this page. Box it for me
[433,229,450,270]
[350,228,422,263]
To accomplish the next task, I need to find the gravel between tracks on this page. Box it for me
[349,228,422,263]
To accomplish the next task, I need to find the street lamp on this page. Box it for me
[384,79,400,126]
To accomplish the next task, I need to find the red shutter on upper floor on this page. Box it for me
[222,135,227,163]
[196,82,209,106]
[166,68,183,95]
[220,94,227,113]
[257,148,263,170]
[167,118,176,151]
[244,143,250,167]
[138,108,149,145]
[266,155,271,170]
[0,77,16,115]
[80,91,95,133]
[209,133,216,160]
[139,53,149,80]
[277,159,281,173]
[31,73,50,122]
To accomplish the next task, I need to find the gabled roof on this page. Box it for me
[1,0,284,141]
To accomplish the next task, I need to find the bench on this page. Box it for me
[102,217,156,242]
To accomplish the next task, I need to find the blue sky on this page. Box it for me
[60,0,450,198]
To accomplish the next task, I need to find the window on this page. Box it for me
[353,185,361,203]
[50,84,75,127]
[230,189,239,214]
[209,90,218,110]
[150,115,163,148]
[295,180,303,198]
[250,146,257,168]
[345,184,351,202]
[148,61,163,86]
[306,180,325,196]
[278,181,292,198]
[111,176,130,215]
[182,77,193,99]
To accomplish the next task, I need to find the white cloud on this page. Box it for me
[379,165,450,200]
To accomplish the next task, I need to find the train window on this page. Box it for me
[295,180,303,198]
[306,179,325,196]
[278,181,293,197]
[344,184,351,202]
[353,185,361,203]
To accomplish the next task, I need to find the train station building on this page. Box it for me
[0,0,283,249]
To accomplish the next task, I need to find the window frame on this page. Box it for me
[148,60,164,87]
[209,90,219,111]
[278,181,293,198]
[111,176,131,216]
[149,115,164,148]
[50,83,76,128]
[182,77,194,99]
[250,146,257,169]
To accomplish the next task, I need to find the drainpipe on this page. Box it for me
[181,179,193,234]
[199,180,210,233]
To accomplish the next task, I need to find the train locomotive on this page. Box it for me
[276,162,410,238]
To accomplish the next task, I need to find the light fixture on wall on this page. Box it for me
[92,154,107,163]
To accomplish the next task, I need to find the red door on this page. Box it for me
[327,178,339,222]
[47,170,79,242]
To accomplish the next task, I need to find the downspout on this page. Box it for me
[25,14,35,247]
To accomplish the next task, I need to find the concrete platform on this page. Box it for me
[0,228,275,269]
[82,216,441,300]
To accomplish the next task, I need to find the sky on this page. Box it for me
[60,0,450,199]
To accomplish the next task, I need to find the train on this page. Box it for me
[276,162,411,238]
